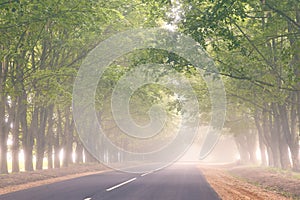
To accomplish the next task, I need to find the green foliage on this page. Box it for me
[0,0,299,171]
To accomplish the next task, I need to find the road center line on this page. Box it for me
[141,171,153,177]
[106,178,137,192]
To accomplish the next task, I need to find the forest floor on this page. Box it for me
[0,162,299,199]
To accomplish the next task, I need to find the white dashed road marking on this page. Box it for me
[141,171,153,177]
[106,178,137,192]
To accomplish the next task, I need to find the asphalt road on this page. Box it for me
[0,163,220,200]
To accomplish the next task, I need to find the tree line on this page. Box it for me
[0,0,299,174]
[179,0,300,170]
[0,0,166,174]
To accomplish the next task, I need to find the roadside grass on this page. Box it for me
[263,185,298,200]
[227,165,300,200]
[228,169,298,199]
[232,164,300,180]
[264,167,300,180]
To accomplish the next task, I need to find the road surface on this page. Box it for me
[0,163,220,200]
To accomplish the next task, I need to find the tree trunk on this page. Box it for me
[36,107,47,170]
[287,1,300,172]
[0,59,8,174]
[278,139,291,170]
[271,105,283,168]
[263,106,280,168]
[290,93,299,171]
[266,146,274,166]
[290,144,299,172]
[75,140,83,164]
[54,108,62,168]
[22,103,36,172]
[294,91,300,171]
[54,138,60,168]
[277,104,292,169]
[235,134,250,164]
[11,98,20,173]
[84,148,98,163]
[254,111,267,166]
[247,129,258,164]
[62,107,73,167]
[47,105,54,169]
[28,107,39,170]
[0,98,8,174]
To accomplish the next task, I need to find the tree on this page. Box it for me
[179,0,300,170]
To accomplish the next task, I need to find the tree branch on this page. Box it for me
[265,2,300,29]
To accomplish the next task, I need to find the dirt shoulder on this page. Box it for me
[228,166,300,199]
[200,164,300,200]
[0,163,110,195]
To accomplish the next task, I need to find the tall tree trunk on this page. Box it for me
[62,107,73,167]
[263,106,280,168]
[0,98,8,174]
[22,103,36,172]
[36,107,47,170]
[294,91,300,171]
[11,98,20,173]
[289,93,299,171]
[54,108,62,168]
[262,108,276,166]
[270,105,281,168]
[266,146,274,166]
[0,59,8,174]
[247,129,258,164]
[47,105,54,169]
[75,140,83,164]
[278,140,291,170]
[278,104,293,169]
[235,134,250,164]
[19,64,33,172]
[254,111,268,166]
[69,120,75,164]
[287,1,300,171]
[84,148,98,163]
[11,58,26,173]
